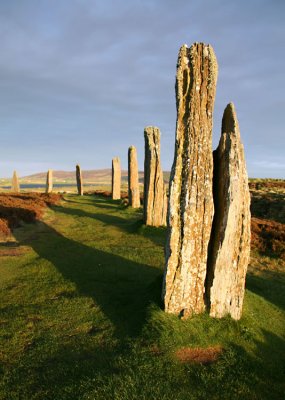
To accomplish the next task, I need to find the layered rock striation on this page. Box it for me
[206,103,251,320]
[143,126,167,226]
[128,146,140,208]
[163,43,218,317]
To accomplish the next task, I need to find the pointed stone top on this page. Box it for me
[112,156,120,162]
[76,164,80,168]
[129,145,136,151]
[222,102,240,135]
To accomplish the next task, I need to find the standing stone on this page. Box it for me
[76,164,83,196]
[206,103,251,320]
[128,146,140,208]
[11,170,20,193]
[112,157,121,200]
[46,169,53,193]
[163,43,218,317]
[143,126,167,226]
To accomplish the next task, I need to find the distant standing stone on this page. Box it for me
[206,103,251,320]
[46,169,53,193]
[76,164,83,196]
[128,146,140,208]
[112,157,121,200]
[11,170,20,193]
[163,43,218,317]
[143,126,167,226]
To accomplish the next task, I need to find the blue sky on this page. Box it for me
[0,0,284,178]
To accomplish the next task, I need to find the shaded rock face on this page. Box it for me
[163,43,218,317]
[112,157,121,200]
[128,146,140,208]
[46,169,53,193]
[206,103,251,320]
[143,126,167,227]
[76,164,83,196]
[11,171,20,193]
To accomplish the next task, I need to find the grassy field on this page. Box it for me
[0,195,284,399]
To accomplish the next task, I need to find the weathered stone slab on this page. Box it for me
[128,146,140,208]
[46,169,53,193]
[143,126,167,226]
[206,103,251,320]
[112,157,121,200]
[163,43,218,317]
[11,170,20,193]
[76,164,83,196]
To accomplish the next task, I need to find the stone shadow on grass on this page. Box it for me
[63,195,120,210]
[13,218,163,340]
[52,198,166,247]
[5,325,285,399]
[246,272,285,311]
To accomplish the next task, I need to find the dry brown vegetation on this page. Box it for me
[0,193,61,237]
[250,182,285,258]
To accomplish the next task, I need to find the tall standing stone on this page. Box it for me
[112,157,121,200]
[46,169,53,193]
[11,170,20,193]
[206,103,251,320]
[76,164,83,196]
[143,126,167,226]
[163,43,218,317]
[128,146,140,208]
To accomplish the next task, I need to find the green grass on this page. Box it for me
[0,195,284,400]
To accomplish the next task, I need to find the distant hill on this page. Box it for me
[19,169,171,184]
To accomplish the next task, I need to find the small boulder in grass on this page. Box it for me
[175,345,223,365]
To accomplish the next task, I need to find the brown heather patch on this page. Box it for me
[175,345,223,365]
[251,217,285,259]
[249,180,285,191]
[0,193,61,236]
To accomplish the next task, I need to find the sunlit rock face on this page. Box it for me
[112,157,121,200]
[163,43,218,318]
[11,170,20,193]
[207,103,251,320]
[143,126,167,227]
[128,146,140,208]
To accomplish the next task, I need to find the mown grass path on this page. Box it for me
[0,195,284,400]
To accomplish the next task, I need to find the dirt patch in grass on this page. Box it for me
[0,193,61,236]
[175,345,223,365]
[0,246,27,256]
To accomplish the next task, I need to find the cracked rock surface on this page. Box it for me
[144,126,167,227]
[128,146,140,208]
[207,103,251,320]
[163,43,218,317]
